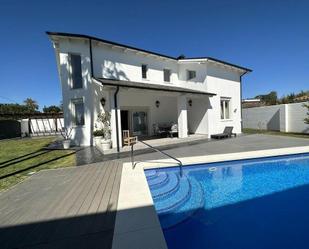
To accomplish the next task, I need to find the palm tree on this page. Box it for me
[23,98,39,112]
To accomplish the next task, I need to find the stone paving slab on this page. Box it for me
[132,134,309,163]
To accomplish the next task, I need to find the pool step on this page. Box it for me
[147,172,169,189]
[145,169,158,180]
[158,177,204,229]
[155,175,191,214]
[146,170,205,229]
[151,173,180,200]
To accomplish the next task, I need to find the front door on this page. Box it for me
[132,111,148,136]
[121,110,129,131]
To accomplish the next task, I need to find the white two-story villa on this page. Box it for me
[47,32,251,151]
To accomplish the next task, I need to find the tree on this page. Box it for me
[286,93,295,103]
[296,90,308,98]
[23,98,39,112]
[0,103,29,114]
[255,91,278,105]
[280,92,295,104]
[43,105,62,113]
[304,103,309,124]
[177,54,186,59]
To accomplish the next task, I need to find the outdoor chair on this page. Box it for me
[122,130,137,146]
[153,123,178,138]
[210,126,236,139]
[168,123,178,138]
[153,124,169,136]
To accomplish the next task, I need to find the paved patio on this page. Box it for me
[131,134,309,163]
[75,134,210,165]
[0,134,308,249]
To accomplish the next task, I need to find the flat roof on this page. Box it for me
[46,31,252,73]
[94,78,216,96]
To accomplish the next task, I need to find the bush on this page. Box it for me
[97,112,111,139]
[93,129,104,137]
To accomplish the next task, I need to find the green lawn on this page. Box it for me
[0,137,76,191]
[243,128,309,139]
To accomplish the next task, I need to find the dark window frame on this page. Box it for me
[69,53,83,89]
[163,69,171,82]
[187,70,196,81]
[72,98,85,126]
[141,64,148,79]
[220,97,231,120]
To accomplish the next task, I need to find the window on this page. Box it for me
[163,69,171,82]
[72,98,85,126]
[69,54,83,89]
[220,98,231,119]
[141,64,148,79]
[187,70,196,80]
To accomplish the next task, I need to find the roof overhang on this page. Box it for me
[46,31,252,73]
[178,57,252,74]
[94,78,216,97]
[46,31,176,61]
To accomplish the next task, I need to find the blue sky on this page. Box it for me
[0,0,308,109]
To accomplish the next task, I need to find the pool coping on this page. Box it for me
[111,146,309,249]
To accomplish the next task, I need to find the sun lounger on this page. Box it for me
[211,126,236,139]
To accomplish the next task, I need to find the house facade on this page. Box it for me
[47,32,251,150]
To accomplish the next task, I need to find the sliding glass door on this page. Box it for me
[132,111,148,136]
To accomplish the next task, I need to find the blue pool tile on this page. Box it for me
[145,153,309,249]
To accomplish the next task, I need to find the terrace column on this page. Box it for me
[177,95,188,138]
[110,91,122,150]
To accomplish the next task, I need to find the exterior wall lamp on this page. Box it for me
[188,99,192,106]
[100,97,106,107]
[155,100,160,108]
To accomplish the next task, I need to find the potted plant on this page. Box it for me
[97,112,112,150]
[60,127,73,149]
[93,129,104,147]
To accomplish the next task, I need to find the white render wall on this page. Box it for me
[93,44,179,84]
[57,39,97,146]
[207,65,242,134]
[242,105,281,131]
[187,97,211,135]
[242,102,309,133]
[287,102,309,133]
[92,44,210,93]
[51,36,244,146]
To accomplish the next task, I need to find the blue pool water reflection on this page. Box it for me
[145,153,309,249]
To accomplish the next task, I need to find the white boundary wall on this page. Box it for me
[21,118,64,135]
[242,102,309,133]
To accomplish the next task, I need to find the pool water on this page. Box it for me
[145,153,309,249]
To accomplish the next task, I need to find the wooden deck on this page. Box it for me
[0,160,122,249]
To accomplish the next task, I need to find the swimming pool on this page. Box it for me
[145,153,309,249]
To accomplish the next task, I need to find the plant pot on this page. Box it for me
[94,136,103,147]
[63,139,71,149]
[101,139,111,151]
